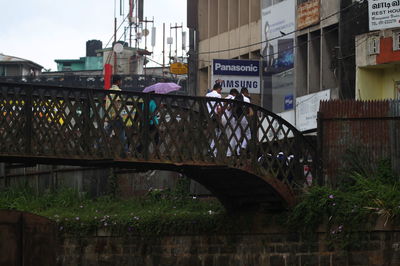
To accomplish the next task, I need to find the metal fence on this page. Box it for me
[319,100,400,186]
[0,74,188,94]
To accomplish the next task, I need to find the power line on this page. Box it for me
[105,15,132,65]
[146,57,164,66]
[192,6,368,65]
[197,1,361,55]
[192,7,368,107]
[105,14,130,49]
[107,27,166,68]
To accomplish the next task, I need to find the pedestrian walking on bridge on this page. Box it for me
[104,75,128,156]
[205,83,223,157]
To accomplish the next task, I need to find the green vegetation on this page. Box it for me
[1,153,399,245]
[287,158,400,248]
[0,180,230,236]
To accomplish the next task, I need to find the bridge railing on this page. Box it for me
[0,82,317,191]
[0,74,188,94]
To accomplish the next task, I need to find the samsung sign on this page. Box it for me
[212,59,261,93]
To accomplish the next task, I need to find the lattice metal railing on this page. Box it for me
[0,82,317,191]
[0,74,187,93]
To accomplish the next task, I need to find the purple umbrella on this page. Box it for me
[143,82,181,94]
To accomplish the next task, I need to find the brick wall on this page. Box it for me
[57,229,400,266]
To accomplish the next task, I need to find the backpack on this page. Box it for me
[233,93,244,118]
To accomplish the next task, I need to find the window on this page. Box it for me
[393,31,400,51]
[0,66,5,76]
[264,0,286,8]
[395,81,400,100]
[368,35,380,55]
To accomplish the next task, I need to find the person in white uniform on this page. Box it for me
[233,87,251,155]
[222,89,239,156]
[205,83,223,157]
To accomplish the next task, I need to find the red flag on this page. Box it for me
[104,64,113,90]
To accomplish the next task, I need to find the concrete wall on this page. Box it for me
[295,0,369,100]
[355,28,400,100]
[320,0,339,28]
[356,65,400,100]
[85,57,103,71]
[355,33,378,68]
[339,0,369,99]
[196,0,261,95]
[198,21,261,94]
[356,68,383,100]
[102,48,144,75]
[198,21,261,65]
[382,66,400,99]
[295,0,339,98]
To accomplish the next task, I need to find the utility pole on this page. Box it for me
[163,23,166,77]
[170,23,182,62]
[114,17,117,74]
[134,0,139,48]
[188,28,198,96]
[169,24,172,63]
[128,0,134,47]
[141,17,154,50]
[140,17,154,77]
[181,23,185,61]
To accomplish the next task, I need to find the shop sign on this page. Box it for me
[262,0,295,113]
[212,59,260,94]
[284,95,294,110]
[369,0,400,31]
[296,89,330,132]
[170,62,188,75]
[297,0,320,30]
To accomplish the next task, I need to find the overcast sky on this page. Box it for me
[0,0,187,70]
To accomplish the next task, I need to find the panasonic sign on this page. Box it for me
[213,59,259,76]
[212,59,261,94]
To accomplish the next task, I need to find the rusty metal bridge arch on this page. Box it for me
[0,82,317,210]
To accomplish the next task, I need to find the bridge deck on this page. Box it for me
[0,82,317,210]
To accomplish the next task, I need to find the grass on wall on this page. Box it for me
[287,158,400,248]
[0,179,242,236]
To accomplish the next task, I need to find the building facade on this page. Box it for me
[261,0,295,114]
[188,0,369,131]
[55,40,104,72]
[293,0,368,131]
[55,57,103,72]
[355,6,400,100]
[0,54,42,78]
[356,29,400,100]
[295,0,340,99]
[187,0,262,104]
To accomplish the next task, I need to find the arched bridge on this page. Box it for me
[0,82,317,211]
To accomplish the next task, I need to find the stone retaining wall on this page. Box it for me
[57,229,400,266]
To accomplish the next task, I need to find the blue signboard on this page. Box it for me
[213,59,260,77]
[284,95,294,110]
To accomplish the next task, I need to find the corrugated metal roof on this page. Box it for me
[0,53,43,68]
[0,53,29,62]
[319,100,398,187]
